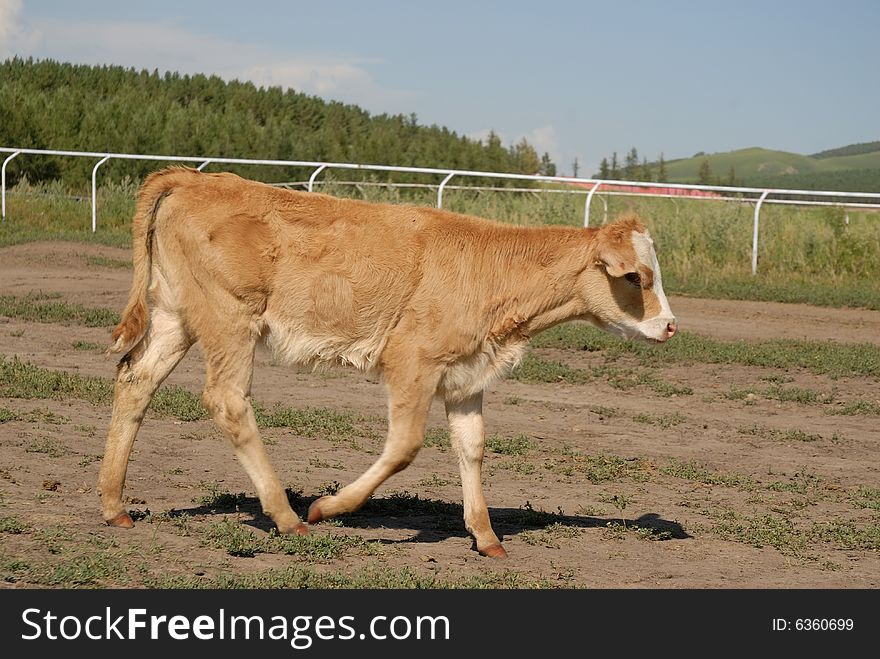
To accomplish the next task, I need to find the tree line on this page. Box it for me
[0,57,556,187]
[593,147,670,182]
[593,147,741,186]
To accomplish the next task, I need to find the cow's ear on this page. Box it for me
[594,232,637,278]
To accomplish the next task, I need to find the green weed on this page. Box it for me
[486,433,532,455]
[633,412,687,428]
[0,293,119,327]
[661,459,756,491]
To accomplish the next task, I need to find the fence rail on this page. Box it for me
[2,146,880,274]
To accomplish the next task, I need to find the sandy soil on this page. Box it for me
[1,242,878,588]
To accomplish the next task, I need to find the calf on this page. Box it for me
[99,167,676,557]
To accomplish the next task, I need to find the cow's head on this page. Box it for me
[581,216,676,343]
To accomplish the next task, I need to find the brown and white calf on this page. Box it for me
[99,167,676,557]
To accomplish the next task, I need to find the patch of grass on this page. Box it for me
[0,516,29,534]
[72,340,103,351]
[533,323,880,378]
[33,526,75,554]
[603,521,674,541]
[589,405,619,418]
[711,512,809,557]
[514,501,566,527]
[359,491,462,518]
[0,293,119,327]
[0,356,370,432]
[510,353,590,384]
[29,551,129,587]
[766,471,823,496]
[78,454,101,467]
[194,483,249,510]
[511,353,691,396]
[729,383,838,406]
[424,427,451,450]
[417,473,454,487]
[521,522,583,548]
[253,403,361,441]
[203,519,265,557]
[147,564,562,589]
[271,532,381,560]
[632,411,687,428]
[811,521,880,551]
[145,510,192,536]
[737,424,826,443]
[317,481,341,496]
[577,453,644,484]
[502,458,537,475]
[85,255,131,269]
[203,518,382,560]
[661,459,756,491]
[486,433,532,456]
[0,407,20,423]
[25,436,66,457]
[850,487,880,512]
[151,385,207,421]
[0,354,113,404]
[829,399,880,416]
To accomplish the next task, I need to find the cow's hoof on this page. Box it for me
[292,522,309,536]
[479,543,508,559]
[308,497,329,524]
[106,512,134,529]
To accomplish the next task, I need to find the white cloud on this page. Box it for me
[1,8,411,112]
[524,124,560,163]
[0,0,23,57]
[466,128,504,144]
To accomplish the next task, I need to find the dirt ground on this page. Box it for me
[1,242,878,588]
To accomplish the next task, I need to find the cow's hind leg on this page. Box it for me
[308,365,440,523]
[446,392,506,558]
[99,309,192,527]
[201,335,307,535]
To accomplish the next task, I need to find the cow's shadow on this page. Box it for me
[156,491,690,548]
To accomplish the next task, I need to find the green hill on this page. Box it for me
[662,144,880,191]
[664,147,821,180]
[811,141,880,159]
[0,57,552,187]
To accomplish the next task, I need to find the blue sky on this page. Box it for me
[1,0,878,175]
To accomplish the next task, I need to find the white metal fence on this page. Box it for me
[2,145,880,275]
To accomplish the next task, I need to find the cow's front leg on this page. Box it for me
[308,362,440,522]
[446,391,506,558]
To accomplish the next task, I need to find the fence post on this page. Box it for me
[197,160,212,171]
[584,181,602,227]
[308,165,328,192]
[437,172,455,208]
[752,190,770,275]
[91,156,111,233]
[1,150,21,221]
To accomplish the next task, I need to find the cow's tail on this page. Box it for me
[108,169,182,355]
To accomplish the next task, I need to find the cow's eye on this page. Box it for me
[624,272,642,287]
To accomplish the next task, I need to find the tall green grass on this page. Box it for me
[3,177,879,308]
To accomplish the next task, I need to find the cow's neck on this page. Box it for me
[482,227,592,342]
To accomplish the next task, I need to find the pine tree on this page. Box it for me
[610,152,620,179]
[657,153,668,182]
[698,159,713,185]
[640,157,653,182]
[539,152,557,177]
[572,157,580,178]
[598,157,610,179]
[624,147,639,180]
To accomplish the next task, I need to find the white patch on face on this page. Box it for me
[630,230,676,341]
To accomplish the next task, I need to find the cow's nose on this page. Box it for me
[666,321,677,338]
